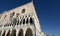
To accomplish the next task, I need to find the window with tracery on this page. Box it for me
[22,9,25,13]
[10,12,15,18]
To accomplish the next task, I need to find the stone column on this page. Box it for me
[5,30,8,36]
[16,29,19,36]
[33,32,36,36]
[25,18,26,26]
[23,30,25,36]
[19,18,21,26]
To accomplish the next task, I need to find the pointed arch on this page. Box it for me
[18,29,23,36]
[23,19,25,24]
[30,17,34,24]
[25,28,33,36]
[26,18,28,24]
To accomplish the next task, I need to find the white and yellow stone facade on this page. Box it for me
[0,1,46,36]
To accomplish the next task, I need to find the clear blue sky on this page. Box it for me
[0,0,60,35]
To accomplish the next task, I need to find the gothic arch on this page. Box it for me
[26,18,28,24]
[6,30,10,36]
[23,19,25,24]
[25,28,33,36]
[18,29,23,36]
[30,17,34,24]
[11,29,16,36]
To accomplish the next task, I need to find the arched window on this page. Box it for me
[22,9,25,13]
[10,24,11,26]
[18,29,23,36]
[10,12,15,18]
[23,19,25,24]
[28,15,30,17]
[30,17,34,24]
[26,18,28,24]
[11,29,16,36]
[25,28,33,36]
[25,16,27,18]
[20,19,23,25]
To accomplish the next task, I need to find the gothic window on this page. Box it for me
[11,24,14,26]
[23,19,25,24]
[25,28,33,36]
[29,15,30,17]
[23,16,24,18]
[10,12,15,18]
[22,9,25,13]
[10,24,11,26]
[20,19,22,25]
[26,18,28,24]
[30,17,34,24]
[26,16,27,17]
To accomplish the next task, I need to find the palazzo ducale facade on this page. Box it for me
[0,1,46,36]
